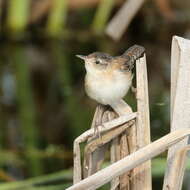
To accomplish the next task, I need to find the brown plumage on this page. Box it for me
[76,45,145,105]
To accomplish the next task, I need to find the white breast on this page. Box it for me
[85,71,133,105]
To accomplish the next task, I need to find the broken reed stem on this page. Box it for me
[67,129,190,190]
[163,36,190,190]
[73,105,102,184]
[73,109,136,183]
[133,54,151,189]
[106,0,145,40]
[83,106,109,179]
[110,138,120,189]
[110,100,135,189]
[75,112,136,144]
[73,142,82,183]
[84,120,134,159]
[119,133,130,190]
[73,101,136,184]
[165,145,190,190]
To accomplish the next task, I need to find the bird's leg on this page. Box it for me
[94,105,110,138]
[94,122,103,139]
[93,104,106,137]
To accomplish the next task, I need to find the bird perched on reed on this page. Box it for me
[77,45,145,105]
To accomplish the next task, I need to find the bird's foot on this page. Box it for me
[94,123,104,139]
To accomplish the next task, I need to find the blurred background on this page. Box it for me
[0,0,190,189]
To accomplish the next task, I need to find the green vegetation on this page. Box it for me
[92,0,115,34]
[13,47,42,176]
[47,0,68,37]
[7,0,30,34]
[0,0,189,190]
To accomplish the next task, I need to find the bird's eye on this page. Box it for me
[95,60,101,64]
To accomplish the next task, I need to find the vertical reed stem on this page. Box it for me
[7,0,30,33]
[92,0,115,34]
[13,46,42,176]
[47,0,68,37]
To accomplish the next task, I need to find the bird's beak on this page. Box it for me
[76,55,87,61]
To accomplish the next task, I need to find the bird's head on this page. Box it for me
[76,52,113,74]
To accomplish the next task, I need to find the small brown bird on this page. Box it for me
[77,45,145,105]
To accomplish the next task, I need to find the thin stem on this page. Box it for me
[92,0,115,34]
[46,0,68,37]
[7,0,30,33]
[13,46,42,176]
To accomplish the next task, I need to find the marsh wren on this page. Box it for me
[77,45,145,105]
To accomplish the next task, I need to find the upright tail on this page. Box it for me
[123,44,145,60]
[120,45,145,71]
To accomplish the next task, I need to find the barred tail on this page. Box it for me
[123,45,145,60]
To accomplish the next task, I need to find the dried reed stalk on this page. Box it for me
[119,133,130,190]
[83,105,135,190]
[131,54,151,190]
[74,112,137,144]
[163,36,190,190]
[110,137,120,189]
[73,54,150,189]
[83,107,114,178]
[67,129,190,190]
[106,0,145,40]
[73,105,101,183]
[110,100,135,190]
[164,145,190,190]
[73,105,136,184]
[70,36,190,190]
